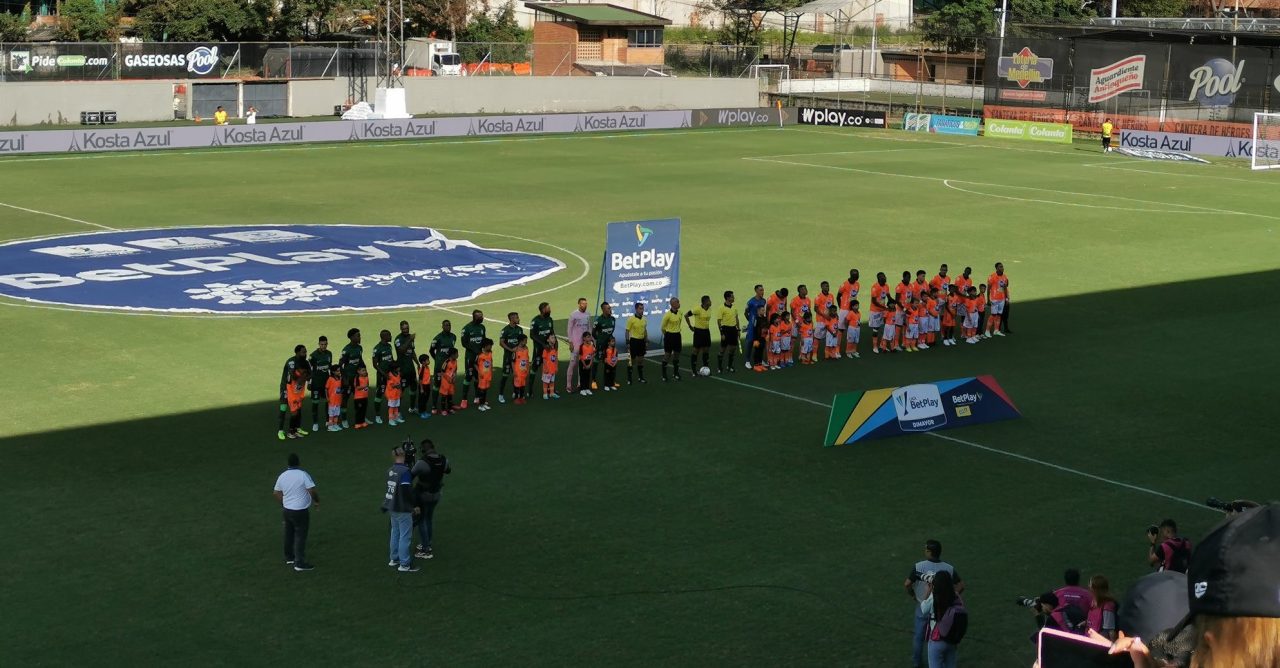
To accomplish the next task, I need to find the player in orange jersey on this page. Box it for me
[415,354,432,419]
[540,333,560,399]
[837,269,860,353]
[602,338,619,390]
[986,262,1010,338]
[285,372,307,439]
[766,287,788,319]
[790,284,812,337]
[438,349,459,413]
[798,313,816,364]
[578,333,596,396]
[930,264,951,296]
[385,367,404,425]
[474,339,494,411]
[512,337,530,404]
[814,281,836,359]
[905,298,921,352]
[326,366,345,431]
[868,272,890,354]
[822,304,841,360]
[844,300,861,358]
[766,313,783,369]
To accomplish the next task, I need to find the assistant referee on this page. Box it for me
[660,297,683,381]
[626,302,648,384]
[717,290,741,374]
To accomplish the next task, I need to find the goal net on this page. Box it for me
[750,64,790,89]
[1252,112,1280,170]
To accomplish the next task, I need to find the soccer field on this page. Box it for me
[2,126,1277,666]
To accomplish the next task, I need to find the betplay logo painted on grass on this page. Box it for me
[824,375,1020,445]
[0,225,564,314]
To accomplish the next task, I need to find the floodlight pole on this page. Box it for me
[1111,0,1117,19]
[997,0,1008,60]
[869,0,880,78]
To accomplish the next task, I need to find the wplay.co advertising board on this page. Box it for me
[824,375,1020,445]
[0,225,564,314]
[903,113,980,136]
[601,219,680,347]
[984,118,1073,144]
[797,107,886,129]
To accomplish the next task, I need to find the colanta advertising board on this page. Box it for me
[0,225,565,314]
[984,118,1073,144]
[824,375,1021,445]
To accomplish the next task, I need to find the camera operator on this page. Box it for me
[1147,519,1192,573]
[411,439,450,560]
[1022,592,1088,643]
[1054,568,1094,614]
[382,443,420,573]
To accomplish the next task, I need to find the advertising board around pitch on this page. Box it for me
[984,118,1073,144]
[797,107,886,129]
[824,375,1020,445]
[600,219,680,347]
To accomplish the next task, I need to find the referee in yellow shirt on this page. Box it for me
[625,302,648,384]
[717,290,741,374]
[684,295,713,377]
[660,298,683,382]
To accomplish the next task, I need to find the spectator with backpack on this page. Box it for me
[906,539,965,668]
[920,570,966,668]
[1148,519,1192,573]
[411,439,451,560]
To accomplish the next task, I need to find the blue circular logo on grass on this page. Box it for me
[0,225,564,313]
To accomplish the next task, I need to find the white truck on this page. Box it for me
[425,39,464,77]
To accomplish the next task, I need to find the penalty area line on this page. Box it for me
[0,201,118,231]
[662,360,1207,511]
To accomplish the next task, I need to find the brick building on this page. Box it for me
[527,3,673,76]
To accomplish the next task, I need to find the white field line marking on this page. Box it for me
[941,179,1204,215]
[0,227,590,319]
[1082,161,1267,185]
[653,357,1207,511]
[0,201,118,231]
[744,155,1280,221]
[0,127,767,165]
[787,127,1082,157]
[750,145,969,159]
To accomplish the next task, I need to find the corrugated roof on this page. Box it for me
[526,3,672,26]
[789,0,864,15]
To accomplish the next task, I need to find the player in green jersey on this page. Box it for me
[591,302,616,389]
[338,328,365,428]
[371,329,395,424]
[459,310,486,410]
[496,311,523,404]
[394,320,418,418]
[529,302,554,372]
[429,321,457,412]
[278,344,311,440]
[307,336,332,432]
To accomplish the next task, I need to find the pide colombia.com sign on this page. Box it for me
[0,225,565,314]
[0,110,693,156]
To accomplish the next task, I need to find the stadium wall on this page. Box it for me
[0,77,758,126]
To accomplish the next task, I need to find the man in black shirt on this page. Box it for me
[411,439,452,560]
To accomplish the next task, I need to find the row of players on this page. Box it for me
[275,263,1011,439]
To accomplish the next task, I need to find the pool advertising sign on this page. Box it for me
[824,375,1021,445]
[0,225,564,313]
[601,218,680,346]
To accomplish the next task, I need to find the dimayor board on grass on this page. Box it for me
[824,375,1020,445]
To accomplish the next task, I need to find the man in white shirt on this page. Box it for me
[273,453,319,572]
[904,539,963,668]
[566,297,591,393]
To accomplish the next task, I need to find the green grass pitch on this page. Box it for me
[1,126,1277,666]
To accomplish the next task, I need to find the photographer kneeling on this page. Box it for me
[1022,591,1088,644]
[1147,519,1192,573]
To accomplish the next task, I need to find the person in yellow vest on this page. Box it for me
[1101,119,1114,153]
[213,106,228,126]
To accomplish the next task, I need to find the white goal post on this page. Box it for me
[750,64,790,88]
[1251,112,1280,170]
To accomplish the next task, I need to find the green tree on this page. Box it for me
[0,3,32,42]
[58,0,113,41]
[698,0,804,47]
[1116,0,1188,16]
[921,0,1096,52]
[134,0,269,41]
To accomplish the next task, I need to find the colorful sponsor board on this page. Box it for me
[797,107,887,128]
[690,107,795,128]
[824,375,1020,445]
[1119,129,1275,160]
[902,113,980,136]
[0,225,564,314]
[984,118,1073,144]
[1089,55,1147,103]
[997,46,1054,88]
[984,105,1253,138]
[601,219,681,346]
[0,110,692,156]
